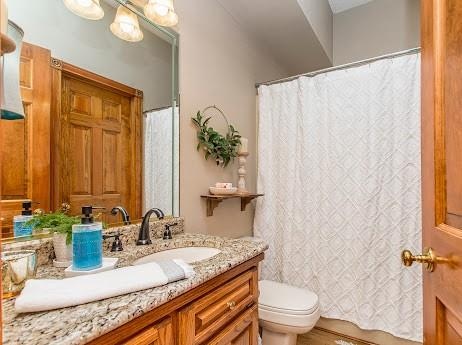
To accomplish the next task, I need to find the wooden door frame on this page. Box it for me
[49,58,143,220]
[421,2,437,341]
[1,42,52,237]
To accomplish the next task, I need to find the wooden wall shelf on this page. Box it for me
[1,33,16,56]
[201,193,264,217]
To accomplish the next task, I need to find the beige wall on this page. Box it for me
[297,0,333,63]
[333,0,420,65]
[174,0,287,237]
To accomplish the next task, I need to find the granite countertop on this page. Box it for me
[3,233,268,345]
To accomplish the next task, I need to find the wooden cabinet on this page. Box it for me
[89,254,263,345]
[178,269,258,345]
[122,317,173,345]
[207,305,259,345]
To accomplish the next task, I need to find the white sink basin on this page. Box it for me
[133,247,221,265]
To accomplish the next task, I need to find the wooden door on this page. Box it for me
[51,61,142,224]
[207,305,259,345]
[0,42,51,237]
[419,1,462,344]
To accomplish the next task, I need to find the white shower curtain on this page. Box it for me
[255,53,422,341]
[144,106,179,215]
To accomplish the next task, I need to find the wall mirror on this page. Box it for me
[0,0,180,241]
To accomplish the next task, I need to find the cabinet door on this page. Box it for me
[207,305,258,345]
[121,317,173,345]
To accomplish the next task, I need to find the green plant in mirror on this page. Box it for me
[25,212,80,245]
[192,107,241,168]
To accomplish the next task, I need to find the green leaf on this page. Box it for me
[192,108,241,168]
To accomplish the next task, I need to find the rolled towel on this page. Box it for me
[15,259,194,313]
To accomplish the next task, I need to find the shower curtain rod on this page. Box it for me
[255,47,421,89]
[143,105,173,114]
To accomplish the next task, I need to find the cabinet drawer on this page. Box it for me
[121,317,173,345]
[179,268,258,345]
[208,304,258,345]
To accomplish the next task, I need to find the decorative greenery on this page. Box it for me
[25,212,80,245]
[192,110,241,168]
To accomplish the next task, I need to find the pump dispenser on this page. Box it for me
[13,200,34,237]
[80,205,94,224]
[72,206,103,271]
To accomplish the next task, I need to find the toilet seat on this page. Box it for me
[258,280,320,329]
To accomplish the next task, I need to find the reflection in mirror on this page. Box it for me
[0,0,179,241]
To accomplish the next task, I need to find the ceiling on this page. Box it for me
[217,0,332,76]
[327,0,374,13]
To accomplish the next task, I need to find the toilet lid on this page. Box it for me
[259,280,319,315]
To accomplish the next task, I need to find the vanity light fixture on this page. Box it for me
[110,5,144,42]
[63,0,104,20]
[144,0,178,27]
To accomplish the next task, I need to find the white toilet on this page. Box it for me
[240,236,320,345]
[258,280,320,345]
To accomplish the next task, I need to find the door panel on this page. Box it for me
[70,124,93,194]
[421,0,462,344]
[102,130,119,193]
[122,317,173,345]
[207,305,258,345]
[436,299,462,345]
[0,43,51,237]
[444,0,462,228]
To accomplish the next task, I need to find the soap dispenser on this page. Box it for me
[13,200,34,237]
[72,206,103,271]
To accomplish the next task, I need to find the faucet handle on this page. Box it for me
[103,231,123,252]
[163,222,178,240]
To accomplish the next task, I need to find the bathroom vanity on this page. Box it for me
[92,254,261,345]
[2,221,267,345]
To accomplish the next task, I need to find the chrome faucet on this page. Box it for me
[137,208,165,245]
[111,206,131,225]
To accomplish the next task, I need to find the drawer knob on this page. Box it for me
[227,301,236,310]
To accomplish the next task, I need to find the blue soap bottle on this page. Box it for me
[72,206,103,271]
[13,200,34,237]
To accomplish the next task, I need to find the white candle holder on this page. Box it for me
[237,152,249,194]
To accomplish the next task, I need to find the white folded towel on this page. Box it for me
[15,259,194,313]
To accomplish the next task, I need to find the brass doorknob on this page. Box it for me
[401,247,436,272]
[33,208,45,216]
[61,203,71,213]
[227,301,236,310]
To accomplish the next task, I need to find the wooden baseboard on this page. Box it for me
[298,327,374,345]
[298,325,422,345]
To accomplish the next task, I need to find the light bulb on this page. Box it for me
[144,0,178,27]
[63,0,104,20]
[154,4,169,16]
[110,5,143,42]
[76,0,93,7]
[119,21,135,34]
